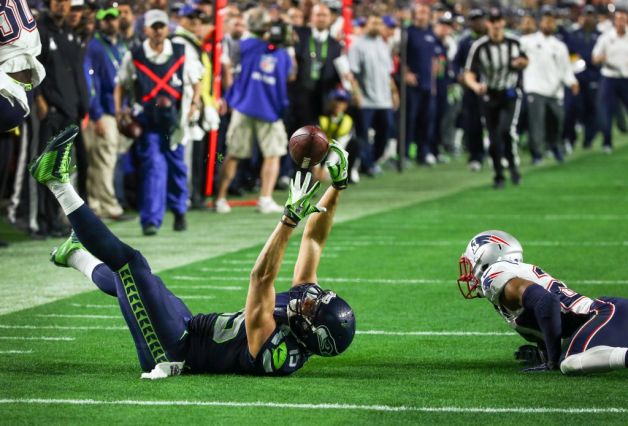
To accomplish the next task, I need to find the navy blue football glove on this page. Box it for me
[514,344,547,367]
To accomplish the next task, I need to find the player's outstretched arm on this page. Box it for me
[292,144,348,285]
[292,187,340,285]
[502,278,562,371]
[246,220,294,358]
[246,172,324,358]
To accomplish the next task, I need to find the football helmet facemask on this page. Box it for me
[287,284,355,357]
[457,230,523,299]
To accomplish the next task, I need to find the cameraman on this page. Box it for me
[215,8,296,214]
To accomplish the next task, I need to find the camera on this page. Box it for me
[267,19,293,48]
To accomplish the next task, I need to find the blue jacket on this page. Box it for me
[86,32,127,120]
[225,38,292,122]
[452,31,481,79]
[406,26,437,91]
[434,37,452,96]
[564,28,601,83]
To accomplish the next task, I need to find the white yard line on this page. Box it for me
[162,282,243,291]
[168,275,628,286]
[192,268,252,273]
[0,398,624,414]
[70,304,118,309]
[322,240,628,248]
[167,285,242,291]
[178,295,216,300]
[0,350,33,354]
[36,314,119,319]
[357,330,516,336]
[0,336,74,341]
[0,324,515,337]
[0,324,126,331]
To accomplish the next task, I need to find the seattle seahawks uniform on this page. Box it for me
[72,243,312,376]
[481,260,628,358]
[0,0,46,130]
[185,290,310,375]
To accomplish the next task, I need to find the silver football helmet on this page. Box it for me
[457,230,523,299]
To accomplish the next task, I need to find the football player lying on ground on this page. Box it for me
[30,125,355,378]
[457,230,628,375]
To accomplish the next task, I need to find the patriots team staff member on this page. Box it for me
[30,125,355,378]
[0,0,46,132]
[592,5,628,153]
[457,230,628,375]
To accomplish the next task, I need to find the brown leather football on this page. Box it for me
[288,125,330,169]
[117,114,142,139]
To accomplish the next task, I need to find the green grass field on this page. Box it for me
[1,140,627,424]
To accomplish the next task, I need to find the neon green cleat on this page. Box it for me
[50,231,84,267]
[28,125,79,184]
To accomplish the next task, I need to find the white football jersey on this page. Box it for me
[480,260,593,334]
[0,0,46,86]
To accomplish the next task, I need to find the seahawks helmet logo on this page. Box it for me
[315,326,338,356]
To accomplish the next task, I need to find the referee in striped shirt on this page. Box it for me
[464,8,528,189]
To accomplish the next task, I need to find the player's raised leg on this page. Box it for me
[292,143,348,284]
[29,125,136,270]
[30,125,192,372]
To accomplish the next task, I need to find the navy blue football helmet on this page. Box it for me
[287,284,355,357]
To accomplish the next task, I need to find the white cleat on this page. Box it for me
[215,198,231,214]
[468,161,482,172]
[424,153,437,166]
[256,197,283,214]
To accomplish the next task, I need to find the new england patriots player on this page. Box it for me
[30,125,355,378]
[457,230,628,375]
[0,0,46,131]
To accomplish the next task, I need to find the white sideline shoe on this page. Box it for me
[215,198,231,214]
[256,197,283,214]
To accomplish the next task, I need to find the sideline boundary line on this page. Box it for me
[0,398,625,414]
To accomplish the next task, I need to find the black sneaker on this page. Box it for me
[173,213,187,232]
[510,168,521,186]
[143,224,158,236]
[493,178,506,190]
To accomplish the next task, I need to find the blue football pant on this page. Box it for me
[68,205,192,371]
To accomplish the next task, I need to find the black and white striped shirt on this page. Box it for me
[465,34,526,91]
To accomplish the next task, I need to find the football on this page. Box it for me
[117,114,142,139]
[288,125,330,169]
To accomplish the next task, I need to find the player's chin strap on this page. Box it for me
[140,361,185,380]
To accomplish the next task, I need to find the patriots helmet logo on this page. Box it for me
[473,234,511,250]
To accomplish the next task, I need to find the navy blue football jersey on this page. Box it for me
[184,291,310,375]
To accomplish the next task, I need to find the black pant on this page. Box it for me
[480,90,521,182]
[462,89,484,163]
